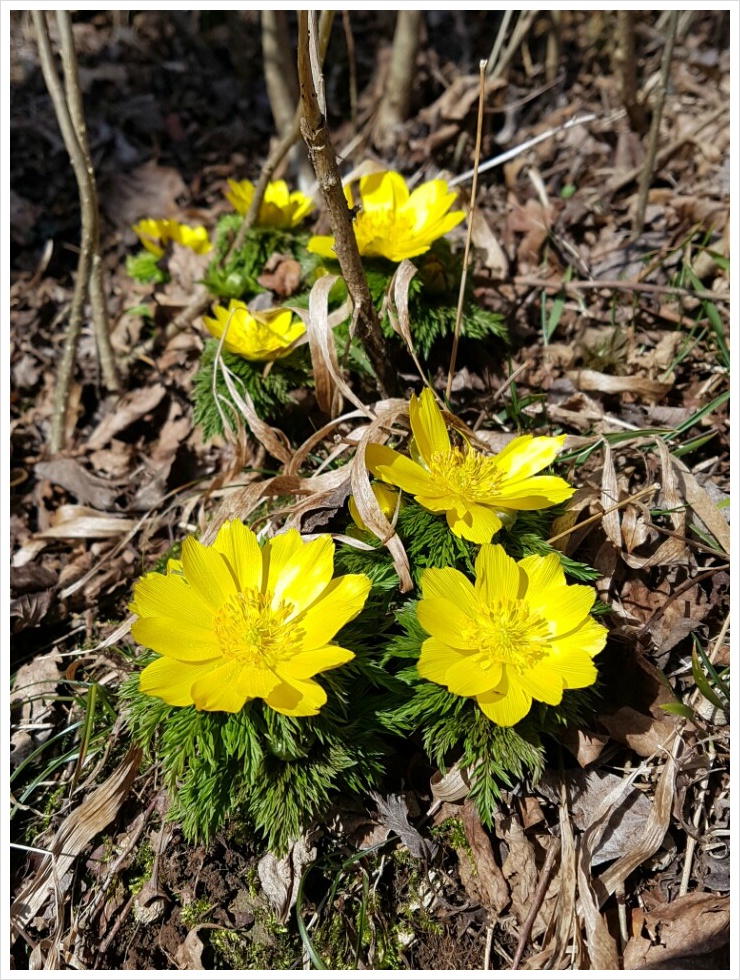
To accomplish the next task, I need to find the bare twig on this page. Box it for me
[486,9,537,80]
[372,11,423,152]
[615,11,648,135]
[33,11,121,454]
[297,11,398,398]
[633,10,679,235]
[341,11,358,132]
[513,275,728,304]
[446,60,487,402]
[511,836,561,969]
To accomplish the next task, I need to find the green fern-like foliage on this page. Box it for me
[192,339,311,440]
[203,216,311,300]
[126,250,169,285]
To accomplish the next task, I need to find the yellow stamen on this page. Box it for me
[213,590,302,668]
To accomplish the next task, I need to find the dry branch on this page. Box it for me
[372,11,422,151]
[297,11,399,399]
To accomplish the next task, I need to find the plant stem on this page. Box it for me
[297,11,398,399]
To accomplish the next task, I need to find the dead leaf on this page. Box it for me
[470,210,509,278]
[370,792,438,861]
[10,652,63,765]
[257,833,317,923]
[672,457,730,555]
[102,160,187,227]
[624,893,730,969]
[35,459,120,511]
[87,384,167,450]
[10,747,143,944]
[459,801,509,915]
[257,254,302,296]
[495,808,545,937]
[35,505,135,540]
[568,369,673,402]
[174,928,206,970]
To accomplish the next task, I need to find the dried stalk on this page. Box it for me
[615,11,648,135]
[372,11,422,151]
[297,11,398,399]
[33,10,120,454]
[632,10,679,236]
[261,11,312,191]
[446,60,487,402]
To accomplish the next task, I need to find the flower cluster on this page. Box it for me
[131,521,371,716]
[133,218,212,258]
[203,299,305,361]
[308,170,465,263]
[225,179,314,228]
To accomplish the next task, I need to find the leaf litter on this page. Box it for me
[9,9,730,972]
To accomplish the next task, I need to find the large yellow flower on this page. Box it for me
[225,179,314,228]
[417,545,606,726]
[366,389,574,544]
[203,299,305,360]
[307,170,465,263]
[131,521,371,717]
[132,218,212,258]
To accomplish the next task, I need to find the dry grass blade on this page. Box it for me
[600,441,622,549]
[671,455,730,555]
[217,354,293,466]
[10,746,142,949]
[383,259,427,382]
[625,438,687,569]
[290,274,346,416]
[349,400,413,591]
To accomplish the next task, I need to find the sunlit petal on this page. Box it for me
[409,388,450,463]
[139,657,220,706]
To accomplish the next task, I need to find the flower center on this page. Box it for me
[466,598,549,673]
[428,447,504,501]
[355,208,416,255]
[212,590,302,668]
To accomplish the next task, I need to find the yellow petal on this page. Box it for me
[298,574,371,646]
[181,537,238,611]
[278,644,355,680]
[493,434,565,481]
[496,475,575,509]
[418,637,466,685]
[417,595,477,648]
[307,235,337,258]
[265,532,335,612]
[130,572,211,629]
[518,552,566,596]
[360,170,409,211]
[546,645,600,689]
[516,662,564,704]
[190,661,265,712]
[132,616,221,662]
[476,670,532,726]
[212,520,263,593]
[406,180,458,226]
[139,657,218,706]
[446,501,502,543]
[550,617,608,664]
[266,676,327,716]
[365,444,437,497]
[420,566,480,620]
[409,389,450,463]
[474,544,524,604]
[534,584,598,635]
[445,657,503,697]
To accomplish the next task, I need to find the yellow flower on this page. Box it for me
[131,521,372,717]
[203,299,305,361]
[132,218,212,258]
[225,179,314,228]
[417,545,607,726]
[348,484,402,534]
[366,389,574,544]
[307,170,465,263]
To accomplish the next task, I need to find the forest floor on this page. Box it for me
[9,9,731,971]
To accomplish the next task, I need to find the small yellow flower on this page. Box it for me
[308,170,465,264]
[366,389,574,544]
[348,484,402,534]
[225,179,314,228]
[132,218,212,258]
[131,521,372,716]
[417,545,607,726]
[203,299,305,361]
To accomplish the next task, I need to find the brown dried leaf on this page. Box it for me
[102,160,187,227]
[257,254,302,296]
[470,210,509,278]
[600,441,622,548]
[460,801,509,915]
[567,369,672,402]
[10,747,142,944]
[257,834,318,923]
[495,809,544,937]
[87,384,167,450]
[35,505,135,540]
[174,928,206,971]
[35,459,120,511]
[624,893,730,969]
[672,456,730,555]
[370,792,438,861]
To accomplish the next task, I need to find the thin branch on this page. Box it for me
[372,11,423,152]
[615,11,648,135]
[297,11,398,399]
[633,10,679,235]
[446,60,487,403]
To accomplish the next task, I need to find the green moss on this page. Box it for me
[180,897,213,929]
